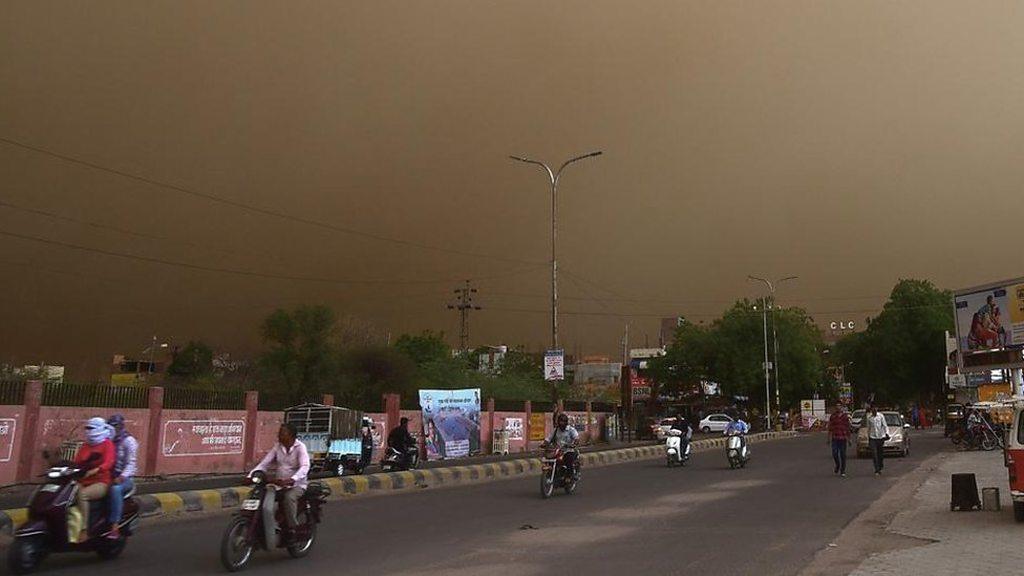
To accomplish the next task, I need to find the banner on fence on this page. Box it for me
[529,412,547,441]
[504,417,523,440]
[162,419,245,457]
[419,389,481,460]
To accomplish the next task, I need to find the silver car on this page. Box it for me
[857,411,910,457]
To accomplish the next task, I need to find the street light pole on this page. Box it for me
[758,300,771,429]
[749,275,798,429]
[510,151,602,402]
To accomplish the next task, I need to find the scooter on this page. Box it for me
[726,432,750,469]
[219,471,329,572]
[8,464,140,574]
[540,445,579,498]
[380,445,419,472]
[665,429,691,467]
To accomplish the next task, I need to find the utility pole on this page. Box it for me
[621,323,629,365]
[447,280,481,352]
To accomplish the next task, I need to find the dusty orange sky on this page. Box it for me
[2,1,1023,379]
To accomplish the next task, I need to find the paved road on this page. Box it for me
[2,430,948,575]
[0,440,664,510]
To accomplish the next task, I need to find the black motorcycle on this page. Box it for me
[380,446,419,472]
[9,463,140,574]
[219,471,329,572]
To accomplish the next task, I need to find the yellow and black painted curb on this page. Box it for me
[0,431,796,534]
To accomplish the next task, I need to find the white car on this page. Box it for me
[850,409,865,430]
[699,414,734,434]
[651,418,678,440]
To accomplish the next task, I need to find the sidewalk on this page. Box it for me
[850,448,1024,575]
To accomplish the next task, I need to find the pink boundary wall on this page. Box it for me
[8,407,284,482]
[0,384,613,485]
[0,406,26,485]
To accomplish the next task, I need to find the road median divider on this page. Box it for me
[0,431,796,534]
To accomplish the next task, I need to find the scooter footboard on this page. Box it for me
[14,519,49,538]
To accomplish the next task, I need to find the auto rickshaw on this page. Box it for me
[1001,399,1024,521]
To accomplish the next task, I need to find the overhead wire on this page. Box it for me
[0,136,542,266]
[0,228,546,286]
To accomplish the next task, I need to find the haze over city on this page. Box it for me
[3,1,1022,379]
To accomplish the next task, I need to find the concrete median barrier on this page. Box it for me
[0,431,797,534]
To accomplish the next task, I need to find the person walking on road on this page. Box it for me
[866,404,888,476]
[827,404,851,477]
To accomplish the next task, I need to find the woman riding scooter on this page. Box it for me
[73,418,116,543]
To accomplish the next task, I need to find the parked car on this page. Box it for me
[850,409,865,430]
[699,414,733,434]
[856,411,910,458]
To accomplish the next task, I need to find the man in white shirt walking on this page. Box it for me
[865,404,889,476]
[252,423,310,541]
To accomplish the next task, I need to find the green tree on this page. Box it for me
[167,341,214,380]
[393,331,450,367]
[654,302,825,410]
[257,305,340,405]
[834,279,953,405]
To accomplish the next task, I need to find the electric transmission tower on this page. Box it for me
[447,280,482,351]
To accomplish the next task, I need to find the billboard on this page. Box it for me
[630,369,652,401]
[573,362,622,403]
[419,389,481,461]
[955,280,1024,353]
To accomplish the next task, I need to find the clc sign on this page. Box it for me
[830,321,856,331]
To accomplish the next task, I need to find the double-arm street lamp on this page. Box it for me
[748,275,798,429]
[509,151,602,352]
[510,151,602,404]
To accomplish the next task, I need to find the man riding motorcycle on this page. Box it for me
[387,417,417,468]
[251,423,310,544]
[546,413,580,478]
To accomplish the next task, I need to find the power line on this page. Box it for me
[484,302,948,319]
[0,136,542,266]
[0,199,253,261]
[0,228,545,286]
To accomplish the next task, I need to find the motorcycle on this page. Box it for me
[726,432,749,469]
[8,464,140,574]
[380,445,419,472]
[665,429,691,467]
[219,471,329,572]
[955,422,1000,451]
[540,444,579,498]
